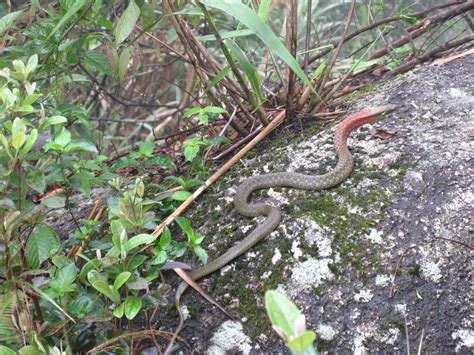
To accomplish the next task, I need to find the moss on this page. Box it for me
[407,263,421,276]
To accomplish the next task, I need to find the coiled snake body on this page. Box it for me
[174,105,396,328]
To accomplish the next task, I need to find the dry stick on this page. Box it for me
[303,0,313,75]
[285,0,298,118]
[368,1,474,60]
[196,1,269,126]
[387,34,474,77]
[308,0,468,65]
[163,0,248,136]
[307,0,357,113]
[151,110,286,239]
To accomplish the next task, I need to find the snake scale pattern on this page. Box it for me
[174,105,397,317]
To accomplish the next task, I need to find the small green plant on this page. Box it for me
[265,290,318,355]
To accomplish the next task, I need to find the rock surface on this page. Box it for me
[174,53,473,353]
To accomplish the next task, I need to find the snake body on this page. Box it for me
[174,105,396,309]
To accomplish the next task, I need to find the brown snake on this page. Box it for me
[168,105,397,350]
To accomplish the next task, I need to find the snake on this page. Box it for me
[168,105,397,350]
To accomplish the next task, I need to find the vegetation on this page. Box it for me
[0,0,470,353]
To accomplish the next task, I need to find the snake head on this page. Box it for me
[370,104,398,121]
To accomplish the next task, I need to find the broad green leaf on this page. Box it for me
[18,346,43,355]
[41,196,66,209]
[125,233,156,250]
[171,190,191,201]
[192,245,208,265]
[114,0,140,45]
[265,291,301,338]
[183,107,203,118]
[11,131,26,150]
[19,129,38,156]
[113,271,131,291]
[113,303,125,318]
[65,140,98,153]
[92,280,115,302]
[49,263,77,296]
[26,54,38,75]
[85,50,113,76]
[22,93,42,106]
[0,345,16,355]
[39,115,67,130]
[118,47,131,81]
[26,225,59,269]
[47,0,86,40]
[201,0,313,90]
[183,144,200,162]
[287,330,317,353]
[0,134,12,159]
[0,11,23,36]
[54,127,71,147]
[175,216,193,237]
[12,117,26,137]
[124,296,142,320]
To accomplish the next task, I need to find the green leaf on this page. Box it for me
[54,127,71,147]
[206,66,230,91]
[0,11,23,36]
[11,131,26,150]
[22,93,42,106]
[265,291,301,338]
[47,0,86,40]
[171,190,191,201]
[159,227,171,248]
[114,0,140,45]
[126,233,156,251]
[26,54,38,75]
[18,346,43,355]
[91,280,117,303]
[192,245,208,265]
[124,296,142,320]
[0,345,16,355]
[175,216,193,237]
[201,0,312,90]
[113,303,125,318]
[85,50,113,76]
[39,115,67,130]
[12,117,26,137]
[26,225,59,269]
[118,47,131,81]
[287,331,317,353]
[113,271,131,291]
[65,140,98,153]
[49,263,77,296]
[226,40,264,102]
[41,196,66,209]
[183,143,200,162]
[19,129,37,156]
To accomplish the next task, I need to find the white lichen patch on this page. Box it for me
[364,229,384,244]
[377,328,400,346]
[394,303,407,315]
[207,320,252,354]
[267,188,289,204]
[354,289,374,303]
[291,239,303,259]
[452,328,474,352]
[375,274,391,287]
[317,324,338,341]
[179,305,189,321]
[290,257,334,289]
[271,248,282,264]
[420,259,442,283]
